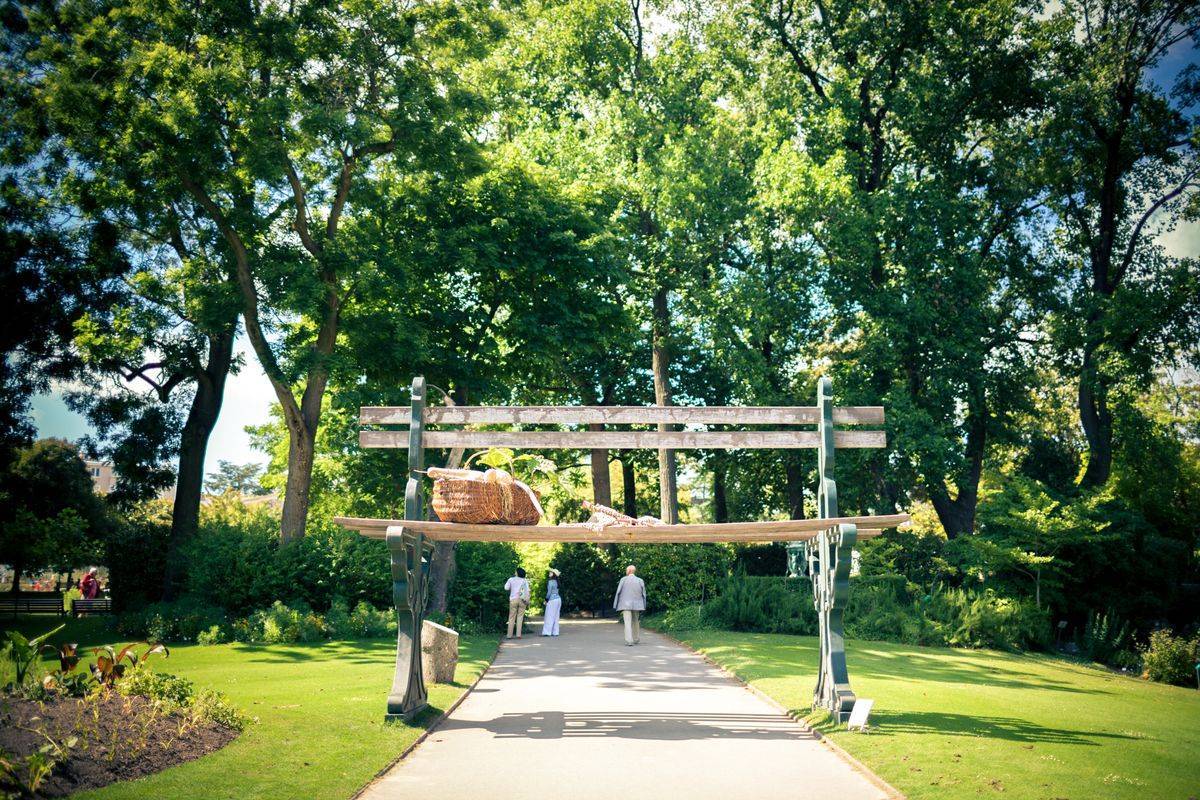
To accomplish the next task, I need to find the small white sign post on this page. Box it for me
[846,698,873,732]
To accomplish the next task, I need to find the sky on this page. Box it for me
[29,29,1200,483]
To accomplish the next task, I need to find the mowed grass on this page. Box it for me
[1,616,498,800]
[675,630,1200,800]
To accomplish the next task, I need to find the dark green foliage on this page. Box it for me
[0,439,108,590]
[115,601,227,644]
[1077,611,1133,668]
[549,544,620,615]
[180,507,391,616]
[103,507,171,612]
[1140,629,1200,687]
[613,544,732,613]
[702,576,816,635]
[446,542,521,630]
[732,544,788,576]
[687,574,1051,652]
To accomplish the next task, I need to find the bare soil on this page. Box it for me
[0,690,239,797]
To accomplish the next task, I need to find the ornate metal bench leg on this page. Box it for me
[386,525,431,721]
[807,523,857,723]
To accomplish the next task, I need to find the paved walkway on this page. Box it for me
[359,620,890,800]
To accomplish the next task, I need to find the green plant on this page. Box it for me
[190,688,249,731]
[116,601,228,643]
[703,576,815,635]
[0,625,66,689]
[0,747,57,798]
[63,587,82,614]
[91,641,169,687]
[1077,610,1132,666]
[326,598,393,639]
[44,670,93,698]
[656,604,715,631]
[197,625,228,645]
[1140,629,1200,686]
[465,447,560,495]
[115,664,248,731]
[118,663,195,707]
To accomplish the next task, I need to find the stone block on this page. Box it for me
[421,620,459,685]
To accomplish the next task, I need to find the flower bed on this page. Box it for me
[0,690,239,797]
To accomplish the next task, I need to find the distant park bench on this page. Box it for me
[73,598,113,615]
[0,593,65,616]
[336,375,908,723]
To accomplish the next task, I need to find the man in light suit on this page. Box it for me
[613,565,647,646]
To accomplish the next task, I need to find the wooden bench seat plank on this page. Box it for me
[362,405,886,426]
[333,513,908,543]
[361,429,886,450]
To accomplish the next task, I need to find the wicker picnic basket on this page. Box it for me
[431,477,541,525]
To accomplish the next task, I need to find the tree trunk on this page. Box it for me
[163,325,235,600]
[1078,343,1113,488]
[651,286,678,523]
[784,454,806,519]
[9,563,21,593]
[713,460,728,523]
[620,453,637,517]
[589,423,613,507]
[280,422,317,543]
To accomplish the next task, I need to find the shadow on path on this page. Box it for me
[437,710,814,741]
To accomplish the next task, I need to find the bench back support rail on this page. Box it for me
[363,374,883,722]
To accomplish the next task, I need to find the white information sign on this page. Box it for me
[846,698,873,732]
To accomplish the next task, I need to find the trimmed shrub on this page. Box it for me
[1140,629,1200,686]
[613,543,732,613]
[181,502,391,616]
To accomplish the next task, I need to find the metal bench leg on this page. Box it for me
[808,376,858,724]
[808,523,857,723]
[386,526,431,721]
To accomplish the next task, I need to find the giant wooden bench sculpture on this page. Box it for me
[334,375,908,723]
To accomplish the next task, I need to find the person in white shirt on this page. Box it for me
[613,565,647,645]
[504,568,531,639]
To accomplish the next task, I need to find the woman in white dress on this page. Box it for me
[541,568,562,636]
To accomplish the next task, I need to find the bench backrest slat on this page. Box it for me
[361,405,885,426]
[361,429,885,450]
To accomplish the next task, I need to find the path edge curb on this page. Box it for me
[349,638,504,800]
[656,630,905,800]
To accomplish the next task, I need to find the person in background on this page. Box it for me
[541,569,562,637]
[613,564,647,646]
[79,567,100,600]
[504,567,531,639]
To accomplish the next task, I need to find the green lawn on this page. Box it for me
[675,630,1200,800]
[1,616,498,800]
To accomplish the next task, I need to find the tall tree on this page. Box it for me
[1039,0,1200,487]
[8,0,498,541]
[741,0,1051,536]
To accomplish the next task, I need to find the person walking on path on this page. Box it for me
[613,565,646,645]
[541,569,562,637]
[504,568,531,639]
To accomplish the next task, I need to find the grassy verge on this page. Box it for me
[672,629,1200,800]
[1,615,499,800]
